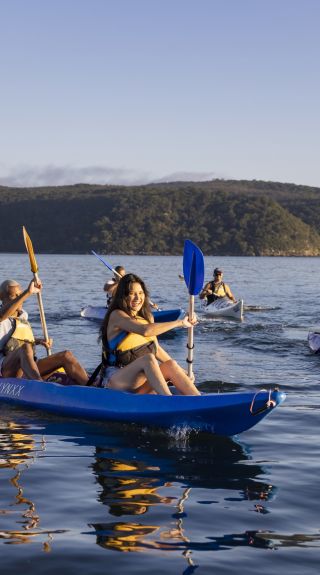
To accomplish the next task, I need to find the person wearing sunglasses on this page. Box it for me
[199,267,236,306]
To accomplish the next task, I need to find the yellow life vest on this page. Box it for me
[103,316,158,368]
[206,281,227,305]
[4,317,35,354]
[213,281,227,297]
[117,317,157,352]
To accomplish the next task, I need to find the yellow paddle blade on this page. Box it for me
[22,226,38,273]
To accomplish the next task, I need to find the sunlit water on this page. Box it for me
[0,254,319,574]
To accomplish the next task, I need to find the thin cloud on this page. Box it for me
[0,164,221,188]
[0,164,150,187]
[154,171,219,183]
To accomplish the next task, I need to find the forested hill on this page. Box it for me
[1,179,320,255]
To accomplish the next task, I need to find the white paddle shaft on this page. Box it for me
[187,295,195,378]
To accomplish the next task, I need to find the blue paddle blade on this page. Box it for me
[183,240,204,295]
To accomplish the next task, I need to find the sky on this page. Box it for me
[0,0,320,188]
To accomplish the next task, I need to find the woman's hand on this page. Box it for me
[27,278,42,295]
[36,338,53,350]
[181,314,198,328]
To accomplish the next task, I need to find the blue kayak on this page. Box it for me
[0,377,285,436]
[80,305,184,323]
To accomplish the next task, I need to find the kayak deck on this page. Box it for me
[0,378,285,436]
[80,305,184,323]
[202,298,244,321]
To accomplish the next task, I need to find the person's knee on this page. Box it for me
[165,358,179,371]
[59,350,75,364]
[141,353,158,368]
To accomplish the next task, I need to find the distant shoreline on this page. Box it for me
[1,179,320,256]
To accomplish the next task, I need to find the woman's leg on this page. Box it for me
[109,354,172,395]
[160,360,201,395]
[2,344,42,380]
[129,372,155,394]
[37,350,88,385]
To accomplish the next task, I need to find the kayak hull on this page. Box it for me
[81,305,184,323]
[203,298,244,320]
[308,331,320,353]
[0,378,285,436]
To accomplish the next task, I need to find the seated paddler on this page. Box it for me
[0,278,88,385]
[103,265,126,306]
[199,267,236,305]
[97,273,200,395]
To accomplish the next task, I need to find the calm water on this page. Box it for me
[0,254,319,575]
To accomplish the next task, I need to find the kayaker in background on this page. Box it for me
[103,265,160,311]
[97,273,200,395]
[199,268,236,305]
[104,279,118,306]
[103,265,126,305]
[0,278,89,385]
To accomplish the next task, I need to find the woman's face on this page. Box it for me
[3,284,23,313]
[7,284,22,300]
[126,282,145,314]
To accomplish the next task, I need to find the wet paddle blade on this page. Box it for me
[183,240,204,295]
[23,226,38,273]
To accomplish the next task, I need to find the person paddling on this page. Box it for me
[199,268,236,305]
[0,278,88,385]
[97,273,200,395]
[103,265,160,310]
[103,266,126,305]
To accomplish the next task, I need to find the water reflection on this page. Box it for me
[1,413,300,568]
[0,420,66,550]
[84,423,276,567]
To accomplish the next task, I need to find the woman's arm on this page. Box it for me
[0,280,41,321]
[110,310,196,337]
[199,281,212,300]
[225,284,236,302]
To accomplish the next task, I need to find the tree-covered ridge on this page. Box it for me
[1,179,320,255]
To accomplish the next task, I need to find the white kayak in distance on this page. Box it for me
[307,331,320,353]
[202,297,244,321]
[80,305,185,323]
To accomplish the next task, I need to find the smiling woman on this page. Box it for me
[97,273,200,396]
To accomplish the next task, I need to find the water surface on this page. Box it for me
[0,255,319,574]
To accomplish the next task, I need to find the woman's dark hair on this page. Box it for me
[100,274,153,341]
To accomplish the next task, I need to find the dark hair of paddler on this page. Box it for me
[100,273,153,342]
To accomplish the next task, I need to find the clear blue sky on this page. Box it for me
[1,0,319,187]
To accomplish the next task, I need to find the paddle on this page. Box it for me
[183,239,204,378]
[22,226,51,356]
[91,250,160,310]
[91,250,117,275]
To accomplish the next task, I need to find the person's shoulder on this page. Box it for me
[0,314,11,330]
[0,306,12,323]
[110,308,129,320]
